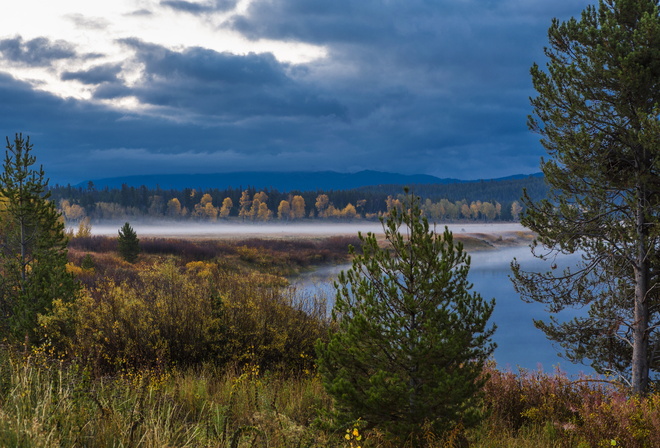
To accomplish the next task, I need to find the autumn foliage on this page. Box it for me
[482,366,660,448]
[41,235,350,375]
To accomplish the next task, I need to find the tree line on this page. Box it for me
[52,182,530,223]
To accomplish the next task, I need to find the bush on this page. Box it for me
[210,267,328,373]
[40,260,327,375]
[481,365,660,448]
[40,261,224,373]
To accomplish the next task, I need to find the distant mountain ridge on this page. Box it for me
[78,170,543,192]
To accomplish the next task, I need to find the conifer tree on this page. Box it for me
[316,192,495,445]
[0,134,79,342]
[512,0,660,394]
[118,222,140,263]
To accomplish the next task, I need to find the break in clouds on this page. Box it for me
[0,0,591,185]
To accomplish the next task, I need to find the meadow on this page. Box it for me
[2,232,658,447]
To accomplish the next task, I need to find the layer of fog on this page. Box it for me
[87,221,527,237]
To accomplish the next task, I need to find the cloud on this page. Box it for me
[160,0,238,13]
[105,39,348,120]
[0,71,349,183]
[222,0,592,176]
[230,0,589,89]
[127,9,153,17]
[0,36,77,66]
[61,64,123,85]
[65,13,111,30]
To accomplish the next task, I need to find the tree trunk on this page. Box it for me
[631,185,650,394]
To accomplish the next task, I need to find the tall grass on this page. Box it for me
[2,350,659,447]
[0,350,335,447]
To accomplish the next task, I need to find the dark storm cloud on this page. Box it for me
[0,0,595,184]
[160,0,238,13]
[225,0,591,178]
[109,39,347,119]
[231,0,586,85]
[231,0,582,46]
[0,36,77,66]
[0,71,350,184]
[61,64,123,85]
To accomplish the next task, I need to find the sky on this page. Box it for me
[0,0,591,186]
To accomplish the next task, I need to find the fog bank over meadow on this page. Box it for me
[89,221,528,239]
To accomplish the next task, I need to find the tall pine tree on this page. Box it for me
[316,192,495,445]
[0,134,79,342]
[512,0,660,394]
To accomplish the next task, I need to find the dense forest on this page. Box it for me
[51,174,547,223]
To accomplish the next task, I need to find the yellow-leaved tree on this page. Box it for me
[277,200,291,220]
[291,195,306,219]
[219,197,233,218]
[238,190,251,220]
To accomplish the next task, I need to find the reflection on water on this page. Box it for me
[294,246,594,377]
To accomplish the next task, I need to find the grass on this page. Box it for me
[1,349,658,447]
[0,351,333,447]
[69,235,361,267]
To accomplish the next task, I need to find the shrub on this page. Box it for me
[211,267,328,373]
[481,365,660,448]
[40,260,328,375]
[68,235,117,253]
[40,261,224,373]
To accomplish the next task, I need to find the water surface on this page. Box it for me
[295,246,592,377]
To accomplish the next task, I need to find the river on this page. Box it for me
[293,245,592,377]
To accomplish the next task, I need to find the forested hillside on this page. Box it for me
[355,173,546,204]
[79,170,464,192]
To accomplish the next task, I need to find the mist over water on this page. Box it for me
[88,221,527,237]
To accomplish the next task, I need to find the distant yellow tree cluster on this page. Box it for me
[421,198,502,221]
[277,195,307,220]
[59,199,86,221]
[314,194,359,219]
[60,199,92,237]
[233,191,309,221]
[57,190,512,224]
[167,198,184,217]
[193,193,219,221]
